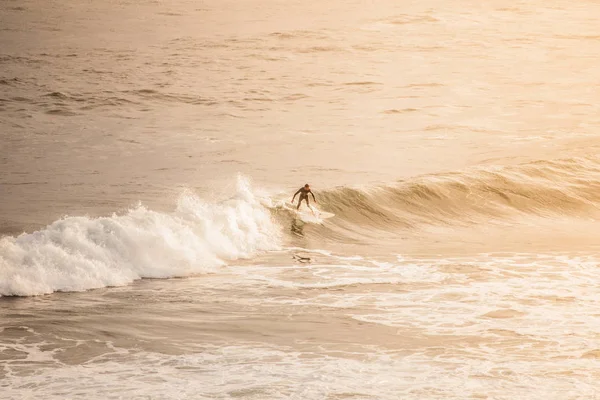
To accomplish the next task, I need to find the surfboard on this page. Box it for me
[294,205,335,223]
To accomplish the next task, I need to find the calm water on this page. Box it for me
[3,0,600,398]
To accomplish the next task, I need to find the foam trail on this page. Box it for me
[0,177,281,296]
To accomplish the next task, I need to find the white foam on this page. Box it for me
[0,177,281,296]
[336,254,600,346]
[287,247,364,261]
[232,258,448,291]
[3,341,599,400]
[4,253,600,399]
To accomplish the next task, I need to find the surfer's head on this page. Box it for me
[304,184,310,188]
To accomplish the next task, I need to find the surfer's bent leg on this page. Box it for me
[298,194,308,209]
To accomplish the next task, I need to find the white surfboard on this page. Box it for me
[294,205,335,223]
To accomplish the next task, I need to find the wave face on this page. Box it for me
[314,157,600,231]
[4,157,600,297]
[0,178,281,297]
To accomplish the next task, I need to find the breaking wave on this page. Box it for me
[4,157,600,297]
[275,157,600,233]
[0,178,281,297]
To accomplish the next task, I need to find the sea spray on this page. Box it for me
[0,177,281,296]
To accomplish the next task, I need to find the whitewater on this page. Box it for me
[0,178,281,296]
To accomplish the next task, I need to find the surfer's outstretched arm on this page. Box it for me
[291,188,302,202]
[310,192,316,202]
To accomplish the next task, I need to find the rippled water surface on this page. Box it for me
[3,0,600,398]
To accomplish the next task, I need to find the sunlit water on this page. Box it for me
[3,0,600,398]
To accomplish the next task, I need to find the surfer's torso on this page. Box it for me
[298,187,311,198]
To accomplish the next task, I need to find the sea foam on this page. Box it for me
[0,178,281,296]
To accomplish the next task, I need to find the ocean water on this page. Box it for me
[3,0,600,398]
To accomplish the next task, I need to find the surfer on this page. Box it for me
[292,184,316,210]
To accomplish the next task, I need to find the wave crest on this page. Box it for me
[0,178,281,297]
[316,157,600,229]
